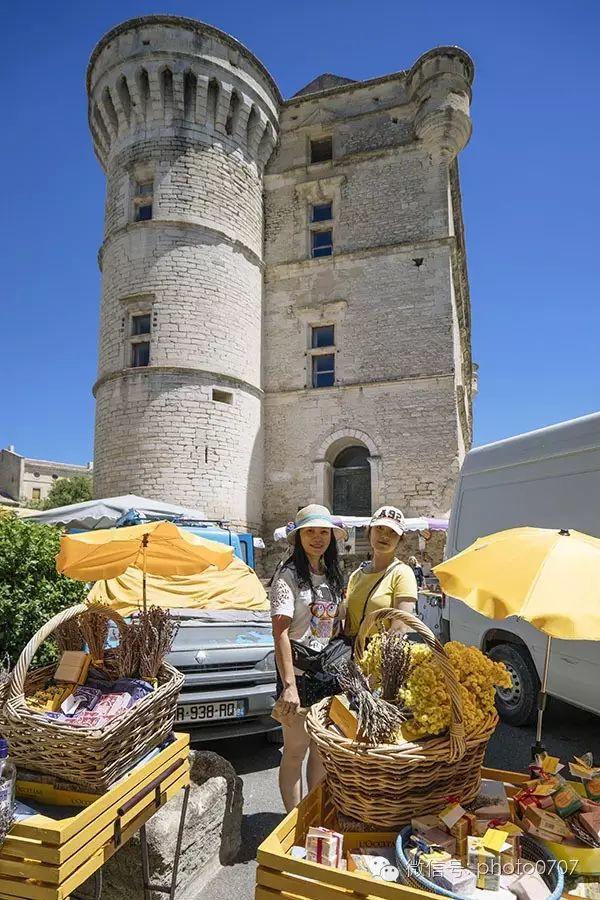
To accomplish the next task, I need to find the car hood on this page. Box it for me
[167,607,274,669]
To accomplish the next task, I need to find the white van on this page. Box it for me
[421,412,600,725]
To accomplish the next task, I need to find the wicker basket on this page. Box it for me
[306,608,498,828]
[0,603,184,792]
[395,827,564,900]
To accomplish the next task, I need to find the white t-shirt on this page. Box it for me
[269,566,342,652]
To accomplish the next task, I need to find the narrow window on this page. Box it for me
[311,324,334,348]
[311,229,333,258]
[311,202,332,223]
[212,389,234,405]
[131,313,151,336]
[131,341,150,368]
[310,136,333,164]
[31,488,41,501]
[312,353,335,388]
[133,177,153,222]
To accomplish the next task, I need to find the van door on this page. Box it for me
[549,639,600,716]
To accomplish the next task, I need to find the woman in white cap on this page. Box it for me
[344,506,418,639]
[269,504,346,811]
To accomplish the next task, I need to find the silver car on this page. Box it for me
[166,608,280,740]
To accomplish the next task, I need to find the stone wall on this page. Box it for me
[262,49,474,553]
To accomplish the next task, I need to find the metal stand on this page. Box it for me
[531,634,552,760]
[140,784,190,899]
[72,870,103,899]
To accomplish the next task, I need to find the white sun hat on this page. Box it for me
[285,504,348,545]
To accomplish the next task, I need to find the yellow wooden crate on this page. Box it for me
[255,765,574,900]
[0,732,190,900]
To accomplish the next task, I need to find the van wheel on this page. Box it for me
[488,643,540,726]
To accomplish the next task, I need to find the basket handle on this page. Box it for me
[354,607,466,762]
[8,603,128,703]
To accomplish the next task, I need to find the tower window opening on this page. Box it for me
[102,87,119,135]
[31,488,41,501]
[312,324,334,348]
[212,389,234,405]
[131,313,151,336]
[225,91,241,136]
[116,75,132,126]
[183,70,197,122]
[131,341,150,368]
[246,105,260,150]
[133,176,153,222]
[160,67,174,117]
[136,68,151,121]
[311,229,333,258]
[207,78,219,129]
[310,136,333,164]
[311,201,332,223]
[312,353,335,388]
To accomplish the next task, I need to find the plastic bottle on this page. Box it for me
[0,737,16,841]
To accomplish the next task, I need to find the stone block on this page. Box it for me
[82,750,242,900]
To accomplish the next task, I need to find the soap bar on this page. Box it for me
[470,780,510,821]
[510,871,549,900]
[433,861,477,895]
[553,783,583,817]
[54,651,91,685]
[466,836,500,890]
[411,814,442,834]
[421,827,456,854]
[305,827,343,868]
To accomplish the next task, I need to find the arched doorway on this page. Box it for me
[332,446,372,516]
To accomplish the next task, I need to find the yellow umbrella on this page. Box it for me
[57,521,234,611]
[434,526,600,755]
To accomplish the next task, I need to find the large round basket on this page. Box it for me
[0,603,184,792]
[395,827,564,900]
[306,608,498,828]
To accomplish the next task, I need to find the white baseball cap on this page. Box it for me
[368,505,406,536]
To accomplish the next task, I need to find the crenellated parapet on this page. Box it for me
[407,46,474,161]
[87,16,280,171]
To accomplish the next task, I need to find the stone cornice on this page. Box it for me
[93,366,263,399]
[265,235,454,277]
[98,219,264,271]
[264,371,454,401]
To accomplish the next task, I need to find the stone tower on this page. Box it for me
[262,48,475,549]
[88,16,279,529]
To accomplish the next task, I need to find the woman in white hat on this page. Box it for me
[269,504,346,811]
[344,506,418,639]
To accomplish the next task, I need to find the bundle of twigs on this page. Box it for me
[78,606,110,663]
[380,633,413,703]
[55,620,83,653]
[334,659,405,745]
[137,607,179,681]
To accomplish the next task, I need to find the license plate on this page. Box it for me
[175,700,246,724]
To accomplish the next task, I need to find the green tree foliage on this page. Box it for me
[42,475,92,510]
[0,517,87,665]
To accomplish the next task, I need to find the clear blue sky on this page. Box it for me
[1,0,598,465]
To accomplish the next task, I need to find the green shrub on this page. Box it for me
[0,517,87,666]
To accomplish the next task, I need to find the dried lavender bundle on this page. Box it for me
[381,634,412,703]
[137,607,179,680]
[115,621,141,678]
[334,659,405,745]
[78,607,110,662]
[55,620,83,653]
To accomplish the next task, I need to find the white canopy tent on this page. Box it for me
[22,495,208,531]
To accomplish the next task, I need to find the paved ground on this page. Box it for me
[201,698,600,899]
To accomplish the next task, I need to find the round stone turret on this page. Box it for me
[408,47,474,160]
[88,16,280,528]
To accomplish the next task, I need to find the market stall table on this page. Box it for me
[0,732,190,900]
[255,765,579,900]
